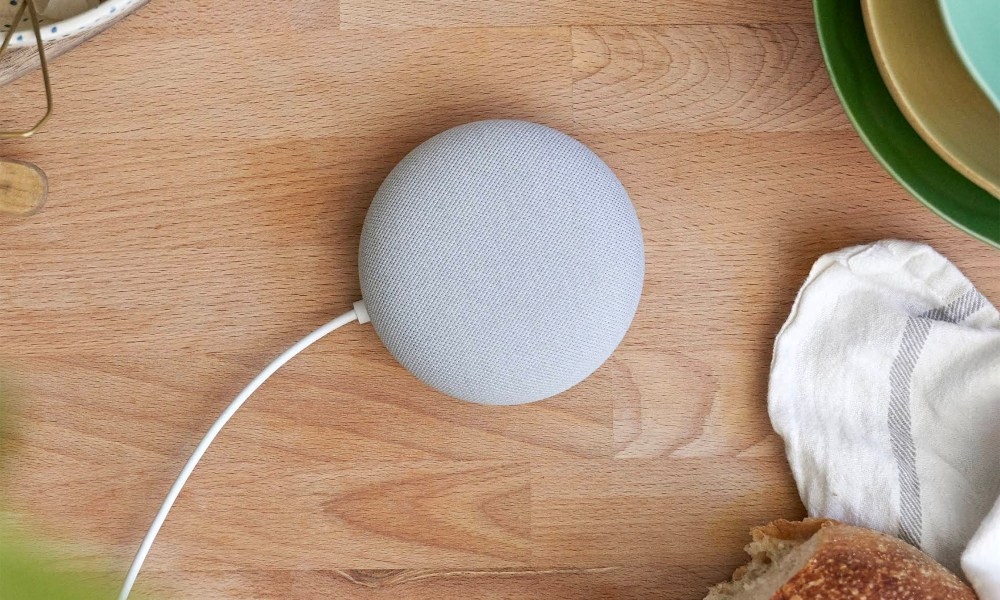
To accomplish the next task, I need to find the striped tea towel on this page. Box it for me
[768,240,1000,598]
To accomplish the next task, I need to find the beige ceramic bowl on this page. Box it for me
[863,0,1000,199]
[1,0,139,47]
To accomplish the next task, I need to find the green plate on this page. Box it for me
[814,0,999,248]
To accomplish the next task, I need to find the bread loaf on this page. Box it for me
[705,519,976,600]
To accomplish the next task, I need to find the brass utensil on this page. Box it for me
[0,0,52,138]
[1,0,51,215]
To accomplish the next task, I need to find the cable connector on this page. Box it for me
[353,299,371,324]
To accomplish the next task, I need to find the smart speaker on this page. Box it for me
[359,120,645,405]
[119,119,645,599]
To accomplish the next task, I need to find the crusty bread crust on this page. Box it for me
[750,518,828,543]
[757,519,976,600]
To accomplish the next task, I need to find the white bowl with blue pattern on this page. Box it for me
[2,0,138,48]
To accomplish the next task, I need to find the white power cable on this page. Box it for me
[119,308,362,600]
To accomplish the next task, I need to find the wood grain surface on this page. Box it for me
[0,1,997,599]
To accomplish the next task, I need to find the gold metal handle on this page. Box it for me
[0,0,53,138]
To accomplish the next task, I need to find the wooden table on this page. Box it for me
[1,1,997,598]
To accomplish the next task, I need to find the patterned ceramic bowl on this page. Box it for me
[2,0,138,48]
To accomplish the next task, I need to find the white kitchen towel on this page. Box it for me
[769,240,1000,599]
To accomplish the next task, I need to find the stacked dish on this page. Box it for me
[815,0,999,247]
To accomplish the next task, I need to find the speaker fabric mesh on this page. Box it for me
[359,120,644,405]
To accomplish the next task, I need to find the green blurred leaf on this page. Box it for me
[0,376,131,599]
[0,532,120,600]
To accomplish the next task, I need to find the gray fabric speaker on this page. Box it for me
[358,120,644,405]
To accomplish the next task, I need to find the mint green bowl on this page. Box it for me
[814,0,999,248]
[939,0,1000,111]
